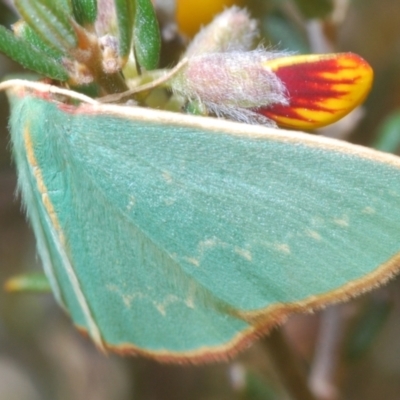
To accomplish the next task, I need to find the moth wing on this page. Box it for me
[10,91,400,361]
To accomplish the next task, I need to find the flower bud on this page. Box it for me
[259,53,374,129]
[185,7,258,56]
[171,50,373,128]
[171,49,288,125]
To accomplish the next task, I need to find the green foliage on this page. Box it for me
[0,25,68,80]
[5,272,51,293]
[133,0,161,70]
[15,21,65,60]
[71,0,98,27]
[15,0,78,51]
[114,0,136,62]
[0,0,161,93]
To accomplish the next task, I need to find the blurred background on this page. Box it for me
[1,0,400,399]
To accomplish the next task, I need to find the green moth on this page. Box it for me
[3,79,400,363]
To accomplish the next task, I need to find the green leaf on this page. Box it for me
[133,0,160,70]
[51,0,73,15]
[0,26,69,80]
[15,0,78,52]
[5,81,400,362]
[374,110,400,153]
[4,272,51,293]
[71,0,98,27]
[114,0,136,62]
[14,21,64,60]
[292,0,333,19]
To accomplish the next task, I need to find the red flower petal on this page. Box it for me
[258,53,373,129]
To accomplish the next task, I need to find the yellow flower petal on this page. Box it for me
[176,0,244,37]
[258,53,373,129]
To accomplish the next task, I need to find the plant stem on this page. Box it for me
[263,328,317,400]
[97,70,129,95]
[71,27,129,95]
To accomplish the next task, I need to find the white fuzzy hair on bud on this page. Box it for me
[171,49,289,125]
[185,7,259,56]
[168,6,290,125]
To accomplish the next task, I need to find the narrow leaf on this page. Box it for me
[0,25,69,80]
[51,0,73,15]
[71,0,98,27]
[13,20,64,60]
[114,0,136,63]
[134,0,160,70]
[4,273,51,293]
[15,0,78,52]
